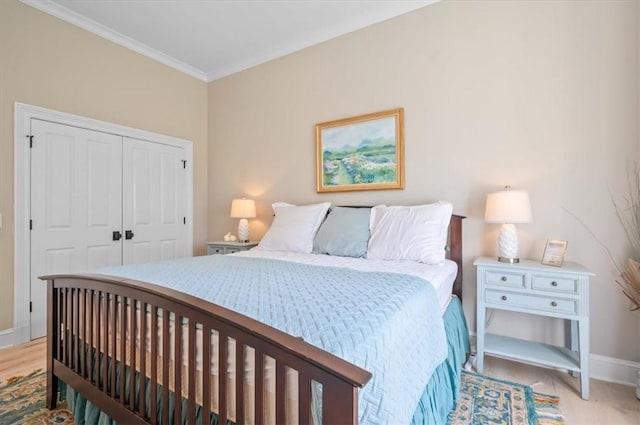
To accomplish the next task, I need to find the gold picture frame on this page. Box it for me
[541,239,568,267]
[316,108,404,193]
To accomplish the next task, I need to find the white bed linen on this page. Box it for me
[232,249,457,313]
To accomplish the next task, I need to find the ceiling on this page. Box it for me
[22,0,439,82]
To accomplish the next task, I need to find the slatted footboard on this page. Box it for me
[43,274,372,425]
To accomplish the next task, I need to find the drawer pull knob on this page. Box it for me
[551,301,558,307]
[551,281,558,287]
[501,295,507,301]
[501,276,507,282]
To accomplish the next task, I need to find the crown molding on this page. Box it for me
[204,0,440,81]
[20,0,209,82]
[21,0,439,83]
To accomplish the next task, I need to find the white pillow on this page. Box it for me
[258,202,331,253]
[367,201,453,264]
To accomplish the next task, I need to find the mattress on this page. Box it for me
[232,248,458,313]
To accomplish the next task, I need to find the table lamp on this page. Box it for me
[230,198,256,243]
[484,186,532,263]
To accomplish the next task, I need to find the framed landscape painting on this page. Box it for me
[316,108,404,193]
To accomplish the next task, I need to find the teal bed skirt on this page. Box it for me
[410,296,470,425]
[60,296,469,425]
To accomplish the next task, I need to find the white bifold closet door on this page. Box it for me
[122,137,186,265]
[30,120,187,339]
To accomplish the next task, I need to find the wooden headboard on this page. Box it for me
[448,214,465,301]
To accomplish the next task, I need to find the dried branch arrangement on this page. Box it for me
[612,162,640,311]
[617,259,640,310]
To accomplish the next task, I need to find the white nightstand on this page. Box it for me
[474,257,593,400]
[207,241,258,255]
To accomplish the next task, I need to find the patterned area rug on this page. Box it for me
[0,370,74,425]
[449,371,565,425]
[1,369,563,425]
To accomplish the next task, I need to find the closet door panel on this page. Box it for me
[46,136,73,228]
[123,137,187,265]
[160,151,178,225]
[131,147,152,226]
[160,240,177,261]
[30,119,122,339]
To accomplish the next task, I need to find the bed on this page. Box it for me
[43,202,468,425]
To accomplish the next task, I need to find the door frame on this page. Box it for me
[14,102,194,345]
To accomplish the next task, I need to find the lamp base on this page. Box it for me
[237,218,249,243]
[497,223,519,261]
[498,256,520,263]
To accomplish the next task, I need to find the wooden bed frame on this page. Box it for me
[43,214,464,425]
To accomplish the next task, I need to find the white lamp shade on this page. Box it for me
[230,198,256,219]
[485,188,532,224]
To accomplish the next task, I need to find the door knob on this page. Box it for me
[125,230,135,240]
[112,231,122,241]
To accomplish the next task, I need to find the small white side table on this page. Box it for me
[474,257,593,400]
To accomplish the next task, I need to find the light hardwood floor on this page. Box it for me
[0,338,46,382]
[0,338,638,424]
[481,355,640,425]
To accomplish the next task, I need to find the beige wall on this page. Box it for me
[209,0,639,362]
[0,1,208,332]
[2,0,637,366]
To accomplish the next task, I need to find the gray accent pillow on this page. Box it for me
[313,206,371,258]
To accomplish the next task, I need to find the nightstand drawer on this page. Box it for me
[486,289,578,316]
[531,275,578,294]
[207,241,258,255]
[485,270,526,288]
[207,246,225,255]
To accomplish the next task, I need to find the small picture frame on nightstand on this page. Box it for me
[541,239,568,267]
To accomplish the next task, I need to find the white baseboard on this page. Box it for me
[469,331,639,387]
[590,354,639,387]
[0,328,14,349]
[12,325,30,346]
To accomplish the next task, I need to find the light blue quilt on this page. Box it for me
[97,255,447,425]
